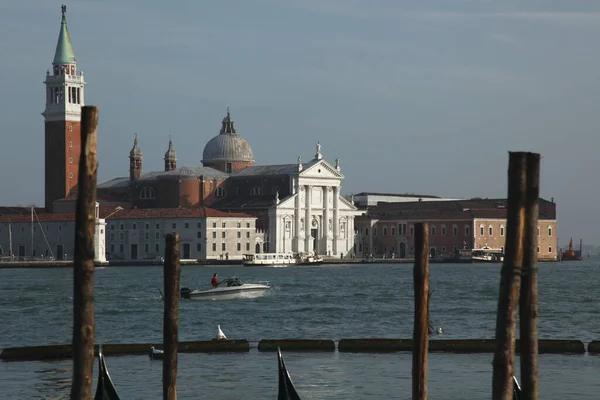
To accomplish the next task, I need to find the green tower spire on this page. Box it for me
[53,5,76,65]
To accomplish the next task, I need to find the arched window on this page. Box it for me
[452,224,458,236]
[488,225,493,236]
[479,224,485,236]
[548,226,553,237]
[140,186,156,200]
[431,225,436,236]
[214,187,226,197]
[441,224,447,236]
[500,225,505,236]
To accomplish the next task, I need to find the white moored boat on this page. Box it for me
[179,276,270,300]
[242,252,323,267]
[471,247,504,263]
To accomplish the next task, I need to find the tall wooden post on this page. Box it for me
[520,152,540,399]
[71,105,99,400]
[163,233,180,400]
[492,152,527,400]
[412,223,429,400]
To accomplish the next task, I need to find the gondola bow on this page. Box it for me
[277,347,302,400]
[94,346,121,400]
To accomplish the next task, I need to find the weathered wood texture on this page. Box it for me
[412,223,429,400]
[163,233,180,400]
[70,105,99,400]
[492,152,528,400]
[520,153,540,400]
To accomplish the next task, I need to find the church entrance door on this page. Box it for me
[311,229,318,253]
[255,243,261,254]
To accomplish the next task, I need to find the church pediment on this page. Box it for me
[299,160,344,179]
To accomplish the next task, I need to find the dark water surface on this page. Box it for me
[1,260,599,399]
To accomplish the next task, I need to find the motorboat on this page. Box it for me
[180,276,270,300]
[94,345,121,400]
[243,252,323,267]
[277,347,302,400]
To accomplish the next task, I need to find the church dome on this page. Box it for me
[202,109,254,164]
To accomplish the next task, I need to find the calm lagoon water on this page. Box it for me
[1,260,599,399]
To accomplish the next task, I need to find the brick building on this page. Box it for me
[354,198,558,261]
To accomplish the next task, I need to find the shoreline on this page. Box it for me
[0,257,560,269]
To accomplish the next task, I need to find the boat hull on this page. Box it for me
[277,347,302,400]
[94,347,121,400]
[182,284,270,300]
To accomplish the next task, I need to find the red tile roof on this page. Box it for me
[0,206,256,223]
[363,198,556,220]
[105,206,255,220]
[0,213,75,223]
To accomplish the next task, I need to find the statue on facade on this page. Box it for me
[315,142,322,159]
[275,191,280,205]
[335,158,340,170]
[61,4,67,16]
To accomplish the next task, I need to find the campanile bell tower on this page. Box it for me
[42,5,86,212]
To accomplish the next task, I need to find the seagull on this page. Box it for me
[216,324,227,340]
[149,345,164,360]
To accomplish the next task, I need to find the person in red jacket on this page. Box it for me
[211,273,220,288]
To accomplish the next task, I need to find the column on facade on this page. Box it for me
[304,185,312,253]
[332,186,340,254]
[368,221,374,256]
[294,184,302,252]
[323,186,330,254]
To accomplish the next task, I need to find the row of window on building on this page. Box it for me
[109,229,251,242]
[109,221,252,231]
[140,185,279,200]
[108,241,253,254]
[367,224,553,238]
[357,244,554,256]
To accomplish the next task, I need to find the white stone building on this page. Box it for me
[105,207,258,260]
[209,143,364,258]
[267,147,361,256]
[0,203,106,262]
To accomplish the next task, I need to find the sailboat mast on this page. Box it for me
[31,206,34,258]
[8,218,13,259]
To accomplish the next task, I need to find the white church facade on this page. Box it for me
[267,146,360,257]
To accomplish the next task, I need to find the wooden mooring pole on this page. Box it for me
[163,233,180,400]
[412,223,429,400]
[70,105,99,400]
[520,152,540,399]
[492,152,527,400]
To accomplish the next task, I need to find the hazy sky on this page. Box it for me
[1,1,599,245]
